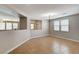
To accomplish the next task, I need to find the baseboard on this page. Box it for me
[5,34,79,54]
[31,34,50,39]
[4,38,30,54]
[51,35,79,43]
[5,34,49,54]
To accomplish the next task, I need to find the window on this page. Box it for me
[61,19,69,32]
[31,24,34,30]
[54,20,60,31]
[0,22,5,30]
[31,20,42,30]
[0,20,19,31]
[13,23,18,30]
[6,23,12,30]
[53,19,69,32]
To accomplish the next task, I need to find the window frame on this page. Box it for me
[0,21,19,31]
[53,20,60,31]
[60,19,69,32]
[53,19,70,32]
[12,22,19,30]
[31,23,35,30]
[0,22,6,30]
[6,22,13,30]
[30,20,42,30]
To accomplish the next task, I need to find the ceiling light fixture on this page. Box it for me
[41,13,57,20]
[42,13,57,17]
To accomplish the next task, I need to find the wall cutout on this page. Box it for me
[0,6,27,31]
[31,20,42,30]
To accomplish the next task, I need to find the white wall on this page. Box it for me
[0,5,49,53]
[31,20,49,38]
[0,18,31,53]
[0,14,49,54]
[0,19,49,53]
[0,6,31,53]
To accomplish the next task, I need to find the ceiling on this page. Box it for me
[4,4,79,20]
